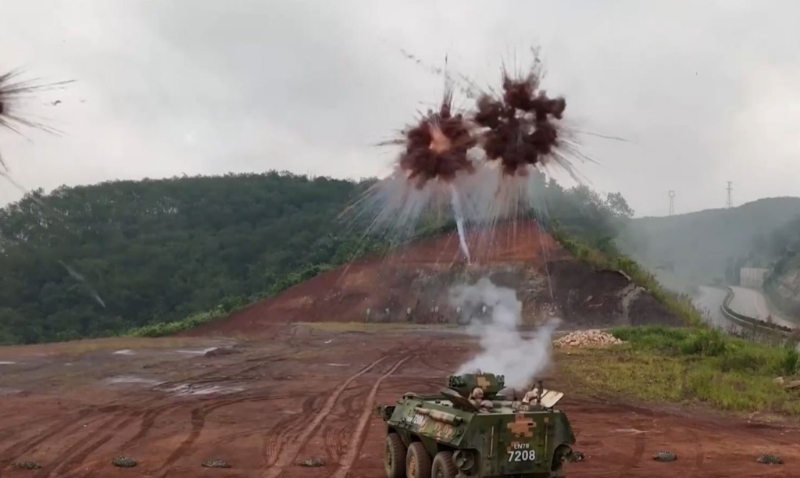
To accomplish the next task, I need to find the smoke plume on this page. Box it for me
[449,277,561,389]
[344,48,595,263]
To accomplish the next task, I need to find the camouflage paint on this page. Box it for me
[376,373,576,477]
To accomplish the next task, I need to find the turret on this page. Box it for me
[446,372,506,399]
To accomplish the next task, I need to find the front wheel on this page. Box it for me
[384,433,406,478]
[431,451,458,478]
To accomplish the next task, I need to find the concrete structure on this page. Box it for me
[740,267,768,288]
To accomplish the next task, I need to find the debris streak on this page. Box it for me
[346,47,593,263]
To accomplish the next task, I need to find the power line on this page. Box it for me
[668,190,675,216]
[726,181,733,208]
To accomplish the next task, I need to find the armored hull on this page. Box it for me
[376,373,576,478]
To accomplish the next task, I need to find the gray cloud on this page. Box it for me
[2,0,800,216]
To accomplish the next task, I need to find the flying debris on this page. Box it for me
[386,85,477,189]
[0,69,74,172]
[0,69,73,135]
[346,48,590,263]
[475,66,567,176]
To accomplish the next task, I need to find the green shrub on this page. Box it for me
[611,326,800,377]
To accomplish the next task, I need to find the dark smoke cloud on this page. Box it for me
[393,86,477,189]
[390,53,569,186]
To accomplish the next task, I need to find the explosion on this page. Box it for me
[0,69,73,170]
[389,56,568,188]
[475,68,567,176]
[349,48,582,264]
[396,87,477,189]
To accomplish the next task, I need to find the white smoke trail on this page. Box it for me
[449,277,561,389]
[448,184,471,263]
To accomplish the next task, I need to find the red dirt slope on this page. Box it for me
[187,221,682,337]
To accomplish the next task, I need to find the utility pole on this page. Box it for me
[726,181,733,208]
[668,190,675,216]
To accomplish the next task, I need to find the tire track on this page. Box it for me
[0,410,95,465]
[690,428,705,472]
[32,407,145,478]
[39,395,206,478]
[329,355,411,478]
[103,347,302,452]
[152,392,301,477]
[39,396,191,477]
[260,355,392,478]
[617,427,646,476]
[57,392,299,478]
[118,400,186,449]
[297,348,423,466]
[54,392,306,478]
[0,410,116,477]
[317,383,372,462]
[262,394,324,466]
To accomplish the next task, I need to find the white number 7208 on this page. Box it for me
[508,450,536,461]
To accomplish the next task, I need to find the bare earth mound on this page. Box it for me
[188,221,682,337]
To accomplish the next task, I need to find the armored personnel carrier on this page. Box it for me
[376,372,576,478]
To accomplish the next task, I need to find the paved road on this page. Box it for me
[727,286,796,329]
[693,286,732,329]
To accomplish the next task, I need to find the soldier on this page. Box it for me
[469,387,494,412]
[521,382,541,406]
[469,386,484,407]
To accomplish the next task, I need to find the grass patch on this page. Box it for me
[0,336,208,356]
[127,306,231,338]
[561,326,800,415]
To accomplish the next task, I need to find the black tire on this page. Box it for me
[406,442,432,478]
[384,433,406,478]
[432,451,458,478]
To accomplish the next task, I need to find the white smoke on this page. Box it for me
[449,277,561,389]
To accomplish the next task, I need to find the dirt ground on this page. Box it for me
[0,324,798,478]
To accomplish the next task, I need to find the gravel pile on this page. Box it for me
[554,330,624,348]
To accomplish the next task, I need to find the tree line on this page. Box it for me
[0,170,633,344]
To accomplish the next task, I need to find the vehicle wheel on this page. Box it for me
[406,442,432,478]
[431,451,458,478]
[384,433,406,478]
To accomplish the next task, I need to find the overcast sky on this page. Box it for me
[2,0,799,217]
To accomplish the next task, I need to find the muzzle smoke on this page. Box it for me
[449,277,561,389]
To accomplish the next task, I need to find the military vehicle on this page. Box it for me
[376,372,576,478]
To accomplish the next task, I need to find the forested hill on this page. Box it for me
[0,171,631,345]
[742,214,800,319]
[618,197,800,293]
[0,172,377,344]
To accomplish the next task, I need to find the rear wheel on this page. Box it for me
[431,451,458,478]
[384,433,406,478]
[406,442,432,478]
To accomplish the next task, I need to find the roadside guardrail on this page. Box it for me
[720,286,794,336]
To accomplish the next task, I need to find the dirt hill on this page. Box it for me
[188,221,684,336]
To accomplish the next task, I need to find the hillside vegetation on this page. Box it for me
[619,197,800,293]
[0,171,632,344]
[737,214,800,320]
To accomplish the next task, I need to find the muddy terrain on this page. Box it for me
[0,324,797,478]
[193,222,682,338]
[0,226,791,477]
